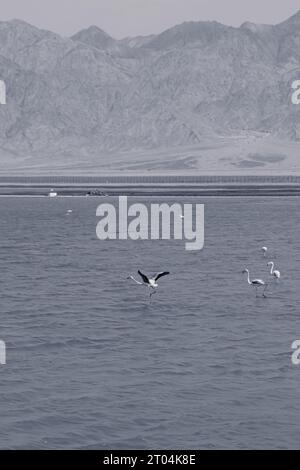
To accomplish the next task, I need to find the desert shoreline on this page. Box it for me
[1,185,300,197]
[1,174,300,196]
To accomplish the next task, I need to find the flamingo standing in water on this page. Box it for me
[243,269,267,297]
[127,270,170,298]
[267,262,281,281]
[262,247,268,257]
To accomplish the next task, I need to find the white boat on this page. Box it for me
[48,189,58,197]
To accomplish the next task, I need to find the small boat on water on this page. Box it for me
[48,189,58,197]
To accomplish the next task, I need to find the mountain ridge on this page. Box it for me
[0,12,299,172]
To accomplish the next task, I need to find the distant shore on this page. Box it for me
[1,184,300,197]
[1,175,300,196]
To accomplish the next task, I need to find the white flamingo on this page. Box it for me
[267,262,281,281]
[262,246,268,257]
[127,270,170,298]
[243,269,267,297]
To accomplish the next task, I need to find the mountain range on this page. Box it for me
[0,11,300,173]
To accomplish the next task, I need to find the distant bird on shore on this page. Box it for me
[127,270,170,298]
[262,247,268,257]
[66,209,73,215]
[243,269,267,297]
[48,188,58,197]
[267,261,281,281]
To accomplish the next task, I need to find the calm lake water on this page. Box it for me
[0,196,300,449]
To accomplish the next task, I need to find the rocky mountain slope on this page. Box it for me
[0,12,300,172]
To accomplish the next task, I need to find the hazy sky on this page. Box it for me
[1,0,299,38]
